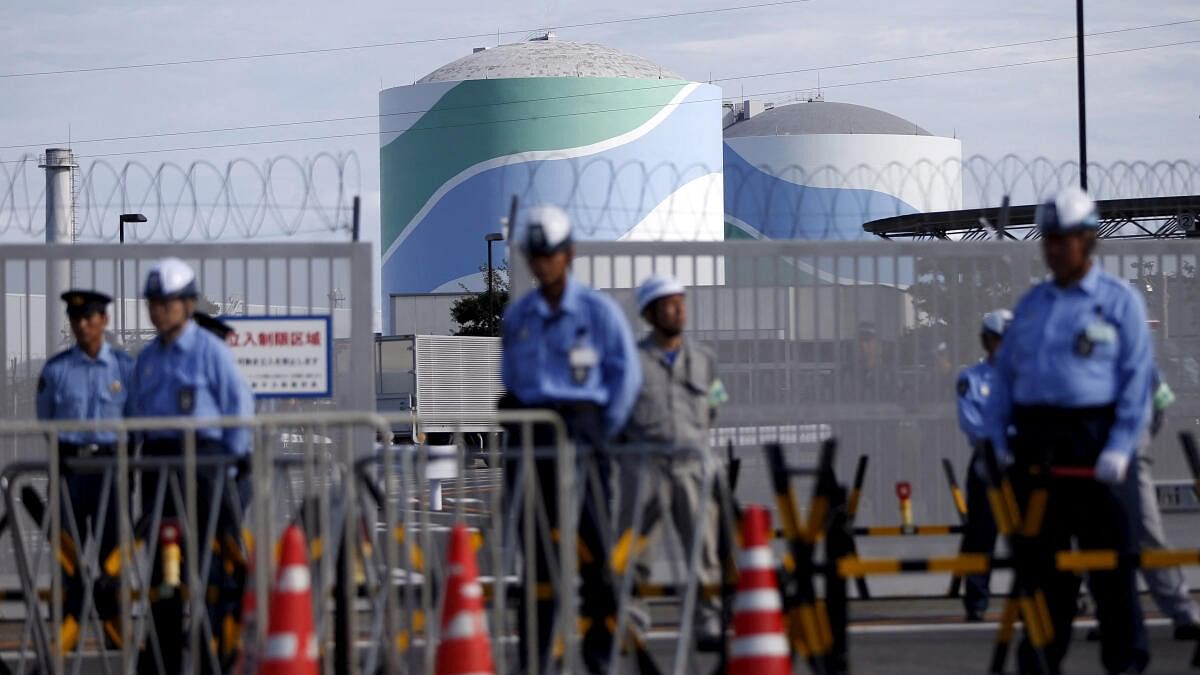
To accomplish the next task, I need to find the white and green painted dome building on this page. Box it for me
[379,35,724,315]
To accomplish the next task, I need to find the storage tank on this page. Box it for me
[723,99,963,240]
[380,35,725,322]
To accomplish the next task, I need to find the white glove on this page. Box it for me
[1094,450,1131,485]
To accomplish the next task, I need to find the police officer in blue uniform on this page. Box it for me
[37,289,134,650]
[986,187,1152,674]
[956,309,1010,622]
[128,258,253,674]
[500,204,641,672]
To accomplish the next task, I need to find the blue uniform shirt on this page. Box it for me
[130,320,254,455]
[956,359,995,446]
[36,342,134,444]
[501,277,642,437]
[986,264,1153,461]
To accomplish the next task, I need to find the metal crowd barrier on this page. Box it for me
[0,411,573,675]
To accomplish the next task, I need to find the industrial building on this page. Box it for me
[379,34,726,332]
[723,99,963,240]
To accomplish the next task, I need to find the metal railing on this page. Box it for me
[0,410,656,675]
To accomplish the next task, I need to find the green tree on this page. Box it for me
[450,265,509,337]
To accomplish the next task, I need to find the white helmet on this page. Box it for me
[516,204,572,256]
[1036,186,1098,234]
[637,274,686,314]
[981,308,1013,337]
[144,257,198,300]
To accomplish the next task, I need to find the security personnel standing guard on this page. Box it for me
[500,204,641,673]
[36,290,134,651]
[986,187,1151,675]
[128,258,253,675]
[620,274,726,646]
[956,309,1010,622]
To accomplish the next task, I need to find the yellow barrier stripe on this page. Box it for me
[104,619,124,650]
[837,557,900,577]
[799,604,825,656]
[57,615,79,655]
[996,600,1018,642]
[1000,482,1022,533]
[775,490,804,540]
[927,554,989,575]
[1018,597,1048,647]
[57,548,76,578]
[611,530,634,575]
[815,599,834,652]
[1021,489,1048,538]
[865,526,903,537]
[1033,590,1054,646]
[1056,550,1117,573]
[986,490,1013,535]
[1141,549,1200,569]
[806,496,829,544]
[951,487,968,517]
[848,488,862,518]
[787,608,812,658]
[577,539,594,566]
[919,525,953,535]
[396,630,410,653]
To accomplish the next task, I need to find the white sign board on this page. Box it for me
[223,316,332,398]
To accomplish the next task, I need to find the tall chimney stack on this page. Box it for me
[39,148,76,354]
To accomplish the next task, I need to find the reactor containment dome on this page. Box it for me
[379,36,725,309]
[723,100,963,240]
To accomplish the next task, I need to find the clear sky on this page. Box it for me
[1,0,1196,247]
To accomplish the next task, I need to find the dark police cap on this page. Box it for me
[61,289,112,317]
[194,312,234,340]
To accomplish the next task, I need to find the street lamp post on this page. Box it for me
[118,213,146,343]
[485,233,504,336]
[1076,0,1088,190]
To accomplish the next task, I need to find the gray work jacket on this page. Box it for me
[623,336,716,451]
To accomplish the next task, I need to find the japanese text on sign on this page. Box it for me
[221,316,332,398]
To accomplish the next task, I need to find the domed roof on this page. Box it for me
[724,101,932,137]
[417,36,681,83]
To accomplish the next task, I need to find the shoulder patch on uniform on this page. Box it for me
[956,377,969,397]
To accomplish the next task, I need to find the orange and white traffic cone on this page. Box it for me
[435,523,494,675]
[258,525,318,675]
[729,505,790,675]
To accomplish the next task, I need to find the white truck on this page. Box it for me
[374,334,504,446]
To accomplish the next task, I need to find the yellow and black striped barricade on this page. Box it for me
[833,546,1200,671]
[838,454,967,600]
[976,443,1056,675]
[765,439,849,675]
[943,456,972,599]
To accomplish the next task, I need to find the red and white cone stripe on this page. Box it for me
[729,506,790,675]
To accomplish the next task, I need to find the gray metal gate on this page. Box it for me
[513,239,1200,528]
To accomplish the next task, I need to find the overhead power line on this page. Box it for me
[2,18,1196,152]
[1,37,1196,164]
[0,0,813,79]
